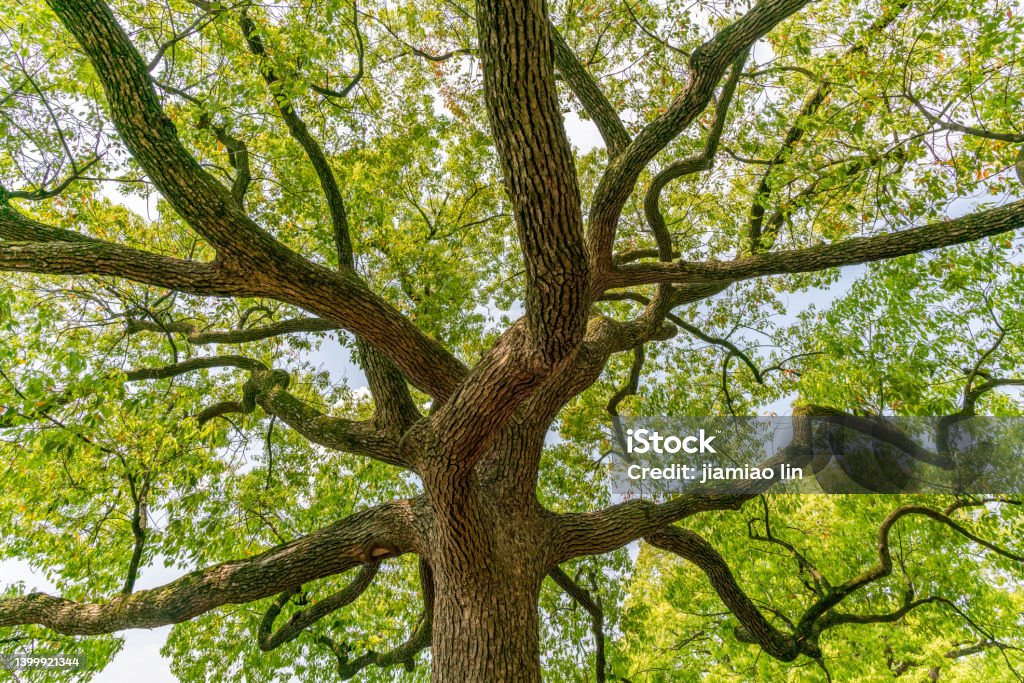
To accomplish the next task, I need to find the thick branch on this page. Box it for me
[47,0,285,262]
[607,198,1024,288]
[1,203,99,243]
[588,0,812,271]
[0,239,248,297]
[254,369,406,467]
[0,499,419,635]
[517,314,679,472]
[553,409,820,559]
[423,0,607,475]
[801,404,953,469]
[356,338,421,435]
[646,525,815,661]
[475,0,589,365]
[554,493,751,562]
[1,204,245,296]
[550,25,631,158]
[41,1,467,402]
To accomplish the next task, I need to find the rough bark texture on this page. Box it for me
[2,0,1023,680]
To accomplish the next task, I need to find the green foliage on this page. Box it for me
[615,497,1024,682]
[2,0,1024,680]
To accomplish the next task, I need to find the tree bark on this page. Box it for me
[422,429,551,682]
[2,0,1022,680]
[431,561,544,682]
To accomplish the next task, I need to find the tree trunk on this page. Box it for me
[423,441,549,683]
[431,564,543,682]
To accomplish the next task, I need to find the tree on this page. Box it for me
[1,0,1023,680]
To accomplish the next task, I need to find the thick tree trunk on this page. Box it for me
[431,564,543,682]
[422,430,549,683]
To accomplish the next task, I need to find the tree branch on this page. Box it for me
[599,289,762,380]
[309,0,365,101]
[356,338,422,436]
[588,0,812,272]
[0,499,419,634]
[553,408,823,560]
[904,89,1024,145]
[795,504,1024,636]
[236,9,426,426]
[0,202,99,243]
[549,566,607,683]
[746,0,913,252]
[0,239,248,297]
[748,497,829,598]
[146,11,216,72]
[121,472,151,594]
[125,358,407,466]
[550,24,631,158]
[47,0,286,262]
[125,315,337,345]
[606,198,1024,288]
[197,114,252,209]
[412,1,596,477]
[238,11,355,269]
[257,563,380,651]
[643,51,747,260]
[646,525,815,661]
[475,0,589,366]
[253,369,407,466]
[646,504,1024,675]
[318,558,434,679]
[124,355,266,381]
[607,344,645,455]
[45,0,468,403]
[1,158,101,202]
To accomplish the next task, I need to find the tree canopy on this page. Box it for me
[1,0,1023,680]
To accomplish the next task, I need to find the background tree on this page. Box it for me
[1,0,1023,680]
